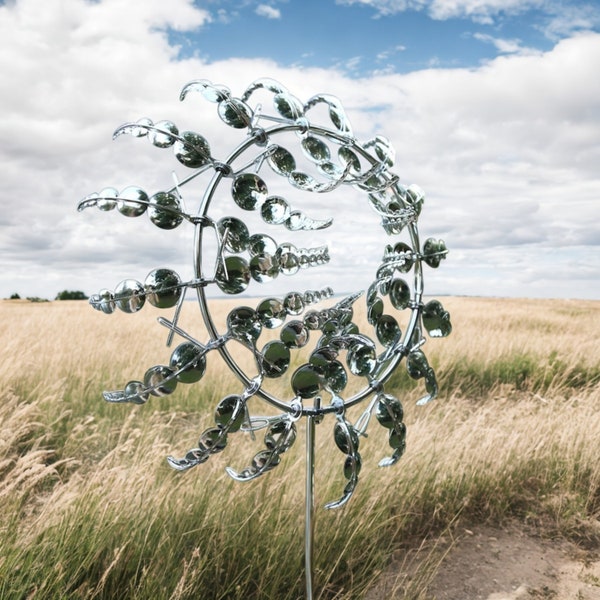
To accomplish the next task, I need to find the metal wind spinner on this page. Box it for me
[78,77,451,598]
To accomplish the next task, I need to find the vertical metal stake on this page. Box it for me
[305,412,316,600]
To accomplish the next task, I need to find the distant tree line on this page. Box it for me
[5,290,88,302]
[55,290,88,301]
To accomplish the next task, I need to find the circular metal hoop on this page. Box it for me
[193,122,425,415]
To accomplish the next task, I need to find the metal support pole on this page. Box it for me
[305,412,316,600]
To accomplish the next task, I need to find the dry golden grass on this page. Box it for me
[0,296,598,599]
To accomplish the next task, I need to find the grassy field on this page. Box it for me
[0,296,598,599]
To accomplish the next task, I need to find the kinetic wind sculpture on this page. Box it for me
[78,77,451,598]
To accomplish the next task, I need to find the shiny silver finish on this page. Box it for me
[305,410,316,600]
[80,77,451,598]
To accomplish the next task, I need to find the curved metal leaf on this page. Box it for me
[226,418,296,481]
[167,449,210,471]
[284,210,333,231]
[304,94,353,135]
[180,79,231,103]
[241,77,288,101]
[325,415,361,509]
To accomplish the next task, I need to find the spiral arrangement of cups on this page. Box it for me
[78,77,450,509]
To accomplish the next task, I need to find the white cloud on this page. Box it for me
[542,2,600,39]
[427,0,544,22]
[0,0,598,301]
[340,55,363,71]
[335,0,544,20]
[335,0,600,33]
[472,32,533,54]
[215,9,237,25]
[255,4,281,19]
[335,0,425,18]
[376,45,407,61]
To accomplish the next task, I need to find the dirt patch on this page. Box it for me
[366,522,600,599]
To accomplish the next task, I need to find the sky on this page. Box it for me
[0,0,599,302]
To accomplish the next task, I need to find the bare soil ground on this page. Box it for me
[366,522,600,599]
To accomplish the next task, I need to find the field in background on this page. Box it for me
[0,296,599,599]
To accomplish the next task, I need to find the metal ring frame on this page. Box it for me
[194,122,424,415]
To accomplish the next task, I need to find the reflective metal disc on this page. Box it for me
[388,278,411,310]
[261,340,291,378]
[250,253,279,283]
[218,217,249,253]
[302,136,330,163]
[173,131,211,168]
[376,314,401,347]
[267,146,296,176]
[283,291,304,315]
[218,98,252,128]
[333,421,358,454]
[247,234,277,257]
[199,427,227,452]
[117,186,148,217]
[148,192,183,230]
[215,395,244,432]
[344,454,362,479]
[144,365,177,396]
[346,342,377,377]
[150,120,178,147]
[367,297,384,325]
[422,300,452,338]
[291,364,321,399]
[389,423,407,450]
[338,147,361,172]
[375,394,404,429]
[273,93,304,120]
[324,360,347,394]
[144,268,182,309]
[278,250,299,276]
[252,449,280,471]
[114,279,145,313]
[264,420,296,451]
[226,306,262,341]
[124,380,148,404]
[261,196,290,224]
[98,187,118,211]
[406,350,429,379]
[231,173,268,211]
[280,320,309,348]
[170,342,207,384]
[97,288,116,314]
[216,256,251,294]
[256,298,286,328]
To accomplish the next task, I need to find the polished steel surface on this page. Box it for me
[79,77,451,598]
